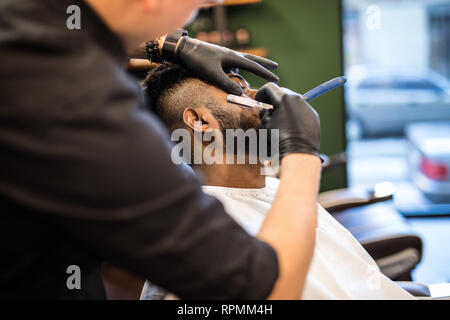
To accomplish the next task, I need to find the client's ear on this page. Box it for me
[183,107,216,132]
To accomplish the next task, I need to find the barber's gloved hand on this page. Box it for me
[255,83,321,161]
[177,38,279,95]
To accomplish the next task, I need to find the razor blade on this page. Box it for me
[227,95,274,110]
[227,76,347,110]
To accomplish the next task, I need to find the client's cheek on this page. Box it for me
[240,110,262,130]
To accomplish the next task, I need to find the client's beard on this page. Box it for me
[210,109,265,161]
[211,109,263,136]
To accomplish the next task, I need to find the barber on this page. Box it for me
[0,0,322,299]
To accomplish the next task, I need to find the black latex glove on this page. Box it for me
[177,38,279,95]
[255,83,321,161]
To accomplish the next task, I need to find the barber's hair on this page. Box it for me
[143,63,227,131]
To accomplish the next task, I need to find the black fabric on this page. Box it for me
[0,0,278,299]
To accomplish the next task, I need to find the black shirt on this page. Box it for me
[0,0,278,299]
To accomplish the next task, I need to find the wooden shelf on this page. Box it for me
[201,0,261,8]
[223,0,262,6]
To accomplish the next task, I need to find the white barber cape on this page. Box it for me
[202,177,414,300]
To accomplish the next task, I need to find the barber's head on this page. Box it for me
[85,0,222,48]
[143,63,262,136]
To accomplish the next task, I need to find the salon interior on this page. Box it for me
[3,0,450,302]
[132,0,450,299]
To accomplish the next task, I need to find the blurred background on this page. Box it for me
[343,0,450,213]
[341,0,450,285]
[131,0,450,286]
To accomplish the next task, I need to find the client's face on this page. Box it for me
[181,73,266,163]
[208,74,263,133]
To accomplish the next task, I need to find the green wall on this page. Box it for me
[227,0,347,191]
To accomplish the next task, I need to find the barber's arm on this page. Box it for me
[37,99,279,300]
[255,83,322,299]
[143,30,322,298]
[2,52,280,299]
[44,82,321,301]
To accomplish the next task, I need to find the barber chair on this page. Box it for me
[319,153,423,281]
[397,282,450,299]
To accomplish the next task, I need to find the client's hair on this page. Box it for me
[143,63,232,132]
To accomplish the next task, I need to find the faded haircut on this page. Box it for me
[142,63,236,133]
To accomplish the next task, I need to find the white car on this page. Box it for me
[406,122,450,201]
[346,66,450,137]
